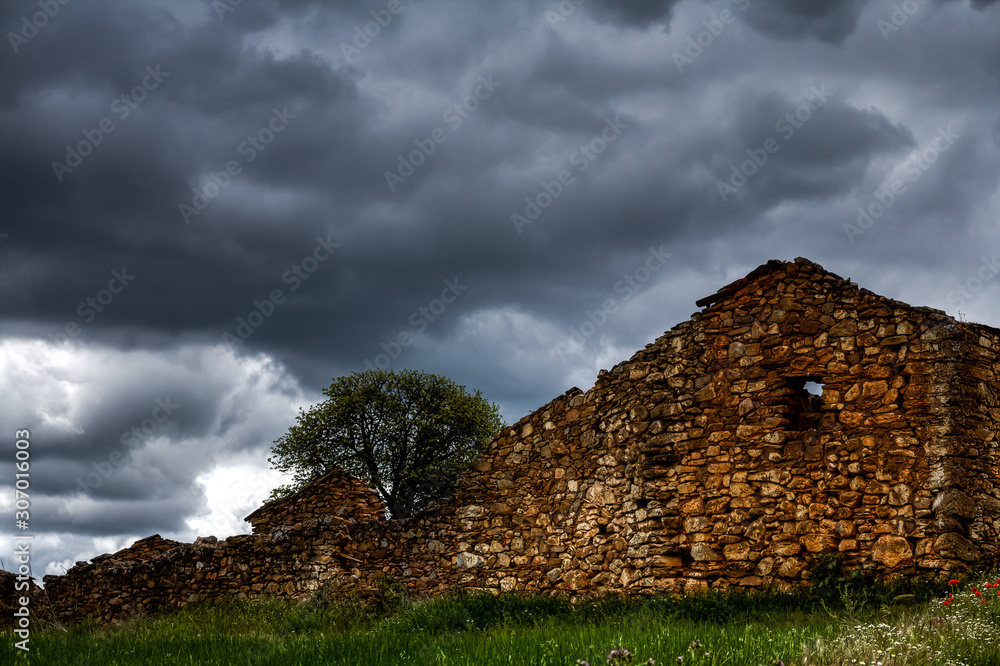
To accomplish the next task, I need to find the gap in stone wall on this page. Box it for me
[780,375,825,432]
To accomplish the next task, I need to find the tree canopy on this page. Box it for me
[267,369,505,518]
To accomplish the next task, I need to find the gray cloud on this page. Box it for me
[586,0,683,26]
[743,0,869,43]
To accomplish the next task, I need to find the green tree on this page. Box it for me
[268,369,505,518]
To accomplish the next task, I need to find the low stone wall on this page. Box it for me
[38,518,376,625]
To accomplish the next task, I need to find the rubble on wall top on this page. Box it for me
[695,257,840,308]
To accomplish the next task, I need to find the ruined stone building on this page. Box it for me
[18,258,1000,624]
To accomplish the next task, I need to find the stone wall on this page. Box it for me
[31,474,388,624]
[244,468,387,533]
[35,517,388,625]
[22,258,1000,624]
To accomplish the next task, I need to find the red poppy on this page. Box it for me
[943,599,951,606]
[948,579,961,585]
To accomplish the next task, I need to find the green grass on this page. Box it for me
[4,571,998,665]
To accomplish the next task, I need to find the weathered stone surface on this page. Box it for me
[586,482,615,506]
[456,552,484,570]
[244,468,385,533]
[691,543,721,562]
[935,533,981,562]
[802,535,837,553]
[888,484,912,506]
[20,257,999,627]
[933,489,976,520]
[872,536,912,567]
[779,558,805,578]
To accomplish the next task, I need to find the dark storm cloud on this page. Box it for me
[0,1,363,350]
[710,89,916,207]
[742,0,868,44]
[1,0,997,576]
[585,0,683,26]
[47,495,200,536]
[0,342,310,540]
[740,0,997,44]
[1,0,995,382]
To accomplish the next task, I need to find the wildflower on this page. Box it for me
[943,599,951,606]
[948,579,961,586]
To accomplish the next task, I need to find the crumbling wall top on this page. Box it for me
[244,467,386,533]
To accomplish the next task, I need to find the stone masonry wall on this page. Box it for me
[36,518,384,624]
[25,258,1000,624]
[35,471,389,624]
[244,468,387,533]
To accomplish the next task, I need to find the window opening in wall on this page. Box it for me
[803,380,824,397]
[784,376,825,431]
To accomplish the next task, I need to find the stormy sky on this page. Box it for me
[1,0,997,580]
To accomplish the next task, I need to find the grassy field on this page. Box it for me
[4,568,999,665]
